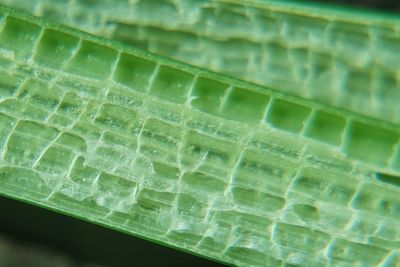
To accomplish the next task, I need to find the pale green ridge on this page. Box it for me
[0,5,399,267]
[3,0,400,125]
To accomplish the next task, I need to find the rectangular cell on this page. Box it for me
[71,121,102,141]
[233,148,295,195]
[92,171,138,211]
[219,87,270,123]
[65,40,119,80]
[94,103,137,133]
[69,156,100,186]
[198,224,231,253]
[292,167,356,206]
[140,118,181,165]
[17,78,62,112]
[57,132,87,152]
[149,65,194,104]
[15,120,59,140]
[0,16,42,59]
[34,28,80,68]
[141,118,182,150]
[351,184,400,220]
[344,120,399,166]
[266,98,311,133]
[182,171,226,194]
[213,3,253,35]
[113,53,156,92]
[231,187,285,212]
[152,161,180,181]
[251,10,279,37]
[106,86,144,110]
[0,99,49,121]
[181,130,236,175]
[190,76,230,115]
[102,131,136,150]
[136,188,175,212]
[304,110,346,146]
[57,92,86,119]
[35,145,75,175]
[249,131,303,160]
[166,216,207,247]
[327,22,370,61]
[292,203,320,223]
[4,132,52,167]
[48,114,73,128]
[176,193,207,218]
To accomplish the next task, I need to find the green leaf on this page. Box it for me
[0,3,399,267]
[4,0,400,124]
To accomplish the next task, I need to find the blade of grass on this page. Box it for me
[0,4,399,266]
[4,0,400,125]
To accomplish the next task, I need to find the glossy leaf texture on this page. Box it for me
[0,3,399,267]
[4,0,400,124]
